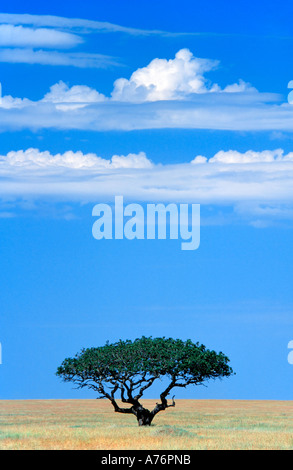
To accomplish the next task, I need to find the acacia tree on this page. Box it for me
[56,337,234,426]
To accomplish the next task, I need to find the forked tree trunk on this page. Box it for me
[110,392,175,426]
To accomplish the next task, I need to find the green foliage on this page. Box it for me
[56,336,234,387]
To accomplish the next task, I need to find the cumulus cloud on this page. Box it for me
[191,149,293,164]
[111,49,253,102]
[2,147,293,224]
[111,49,218,102]
[0,148,153,170]
[42,81,107,110]
[0,95,31,109]
[0,49,288,130]
[110,152,153,169]
[1,147,293,203]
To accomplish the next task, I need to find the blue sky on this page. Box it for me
[0,0,293,400]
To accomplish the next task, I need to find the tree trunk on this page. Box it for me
[135,407,154,426]
[110,392,176,426]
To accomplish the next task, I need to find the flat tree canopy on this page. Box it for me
[56,336,234,426]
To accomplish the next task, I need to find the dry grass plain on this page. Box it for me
[0,399,292,450]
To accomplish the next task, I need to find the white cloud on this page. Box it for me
[42,81,107,110]
[0,148,153,170]
[0,49,288,130]
[192,149,293,164]
[0,12,220,37]
[0,14,120,69]
[1,147,293,206]
[222,79,255,93]
[110,152,153,169]
[0,12,167,36]
[191,155,208,164]
[0,24,82,48]
[111,49,253,102]
[0,95,31,109]
[2,147,293,224]
[0,48,119,68]
[0,89,287,131]
[111,49,219,102]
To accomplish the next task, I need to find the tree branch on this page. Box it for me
[134,375,158,401]
[150,375,186,417]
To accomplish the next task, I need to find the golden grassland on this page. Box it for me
[0,399,292,450]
